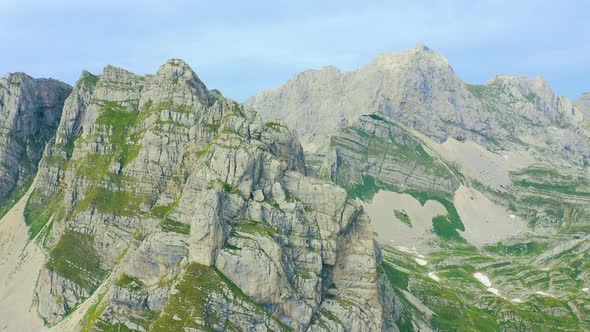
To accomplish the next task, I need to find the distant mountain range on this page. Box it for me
[1,45,589,331]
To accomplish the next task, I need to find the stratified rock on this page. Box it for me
[575,91,590,120]
[246,44,589,164]
[27,59,388,331]
[0,73,71,215]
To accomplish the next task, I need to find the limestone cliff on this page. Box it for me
[575,92,590,120]
[246,44,589,164]
[23,60,390,331]
[0,73,71,217]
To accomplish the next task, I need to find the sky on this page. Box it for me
[1,0,589,101]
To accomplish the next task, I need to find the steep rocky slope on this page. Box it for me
[8,60,393,331]
[246,44,588,164]
[0,73,71,217]
[2,45,589,331]
[575,92,590,120]
[247,44,590,330]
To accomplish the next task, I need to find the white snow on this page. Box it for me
[487,287,500,296]
[582,288,589,292]
[510,298,524,303]
[414,258,428,266]
[395,246,417,254]
[534,291,552,297]
[509,214,516,219]
[416,254,426,259]
[428,272,441,282]
[473,272,492,287]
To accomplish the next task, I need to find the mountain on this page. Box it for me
[1,45,589,331]
[575,92,590,119]
[0,60,395,331]
[0,73,71,218]
[246,43,588,162]
[248,44,590,330]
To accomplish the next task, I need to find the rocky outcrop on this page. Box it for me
[27,60,389,331]
[575,92,590,120]
[321,114,460,200]
[0,73,71,215]
[246,44,589,164]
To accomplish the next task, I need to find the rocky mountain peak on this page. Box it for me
[101,65,139,82]
[156,58,202,84]
[369,43,452,72]
[0,72,71,213]
[0,58,386,331]
[149,58,209,104]
[2,71,28,84]
[578,91,590,102]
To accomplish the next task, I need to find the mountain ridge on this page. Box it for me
[0,49,589,331]
[0,59,392,331]
[246,44,586,159]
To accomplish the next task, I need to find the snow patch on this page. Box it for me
[414,258,428,266]
[534,291,552,297]
[428,272,441,282]
[473,272,492,287]
[510,298,524,303]
[396,246,418,254]
[582,288,589,292]
[487,287,500,296]
[509,214,516,219]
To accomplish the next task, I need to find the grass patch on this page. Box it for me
[81,73,100,89]
[265,121,284,131]
[231,219,280,238]
[95,101,141,169]
[394,209,412,227]
[81,292,108,332]
[115,274,145,291]
[151,263,289,331]
[222,182,240,195]
[484,241,549,256]
[65,134,79,159]
[46,230,107,291]
[76,187,140,216]
[0,176,33,221]
[159,218,191,235]
[432,215,466,242]
[24,189,64,239]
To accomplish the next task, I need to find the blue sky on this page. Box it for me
[1,0,588,101]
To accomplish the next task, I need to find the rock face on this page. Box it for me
[575,92,590,120]
[3,46,589,332]
[25,60,389,331]
[321,114,460,200]
[246,43,589,163]
[0,73,71,215]
[247,44,590,331]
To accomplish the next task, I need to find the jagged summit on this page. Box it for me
[0,72,71,214]
[247,44,586,156]
[155,58,203,83]
[0,59,384,331]
[1,47,590,331]
[369,43,452,71]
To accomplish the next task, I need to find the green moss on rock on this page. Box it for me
[47,230,107,291]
